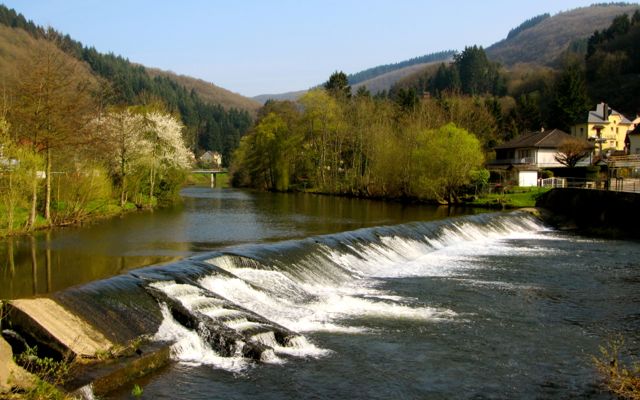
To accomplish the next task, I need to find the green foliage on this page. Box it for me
[403,47,505,98]
[132,383,144,398]
[324,71,351,99]
[548,61,590,131]
[15,344,73,400]
[412,123,485,202]
[586,10,640,115]
[233,84,488,204]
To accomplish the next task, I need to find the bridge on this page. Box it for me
[191,169,226,188]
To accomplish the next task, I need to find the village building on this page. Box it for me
[198,151,222,168]
[487,129,591,187]
[570,102,633,153]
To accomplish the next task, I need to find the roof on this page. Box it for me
[587,102,632,125]
[493,129,576,150]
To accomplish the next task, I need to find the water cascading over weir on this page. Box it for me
[1,211,546,397]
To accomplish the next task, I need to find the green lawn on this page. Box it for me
[467,186,550,208]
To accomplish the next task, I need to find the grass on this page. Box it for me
[467,186,551,209]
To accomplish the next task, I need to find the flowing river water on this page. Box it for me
[1,187,639,399]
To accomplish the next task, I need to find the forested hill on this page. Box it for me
[486,3,640,66]
[146,68,260,114]
[0,5,253,164]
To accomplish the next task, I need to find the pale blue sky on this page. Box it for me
[3,1,602,96]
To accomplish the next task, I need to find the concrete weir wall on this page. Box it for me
[2,297,171,397]
[536,188,640,238]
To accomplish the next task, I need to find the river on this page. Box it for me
[2,187,639,399]
[0,187,477,299]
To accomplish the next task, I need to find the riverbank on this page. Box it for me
[0,200,141,240]
[0,173,233,240]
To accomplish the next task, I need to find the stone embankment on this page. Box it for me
[1,298,171,398]
[536,188,640,238]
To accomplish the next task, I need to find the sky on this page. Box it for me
[3,0,603,97]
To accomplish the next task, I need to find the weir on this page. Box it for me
[1,210,547,397]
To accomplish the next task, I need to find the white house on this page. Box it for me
[199,151,222,168]
[487,129,591,187]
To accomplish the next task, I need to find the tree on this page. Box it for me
[554,137,592,167]
[547,61,590,131]
[454,46,504,96]
[412,123,484,203]
[142,111,192,204]
[10,39,96,224]
[324,71,351,99]
[94,109,148,206]
[0,117,42,232]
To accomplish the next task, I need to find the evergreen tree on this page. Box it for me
[324,71,351,99]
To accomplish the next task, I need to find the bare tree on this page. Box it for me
[10,39,96,226]
[554,137,592,167]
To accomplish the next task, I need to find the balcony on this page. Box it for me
[488,157,535,166]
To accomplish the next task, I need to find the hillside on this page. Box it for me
[146,68,260,114]
[353,61,447,94]
[253,51,455,103]
[253,89,307,104]
[487,4,640,66]
[0,24,98,99]
[0,4,254,163]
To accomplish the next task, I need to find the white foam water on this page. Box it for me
[250,331,332,358]
[154,304,249,372]
[74,384,95,400]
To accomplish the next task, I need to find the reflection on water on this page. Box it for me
[0,187,488,299]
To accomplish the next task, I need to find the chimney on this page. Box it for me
[603,102,608,121]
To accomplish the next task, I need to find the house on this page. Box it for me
[199,151,222,168]
[570,102,633,152]
[487,129,591,187]
[627,125,640,155]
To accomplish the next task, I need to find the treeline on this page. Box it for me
[586,10,640,114]
[231,73,491,203]
[0,4,252,165]
[506,13,550,39]
[346,50,456,85]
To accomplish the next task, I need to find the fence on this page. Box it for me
[539,177,640,193]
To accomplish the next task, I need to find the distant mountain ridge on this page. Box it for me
[347,50,455,85]
[486,3,640,66]
[254,3,640,102]
[252,51,455,103]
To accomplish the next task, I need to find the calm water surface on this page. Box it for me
[0,187,476,299]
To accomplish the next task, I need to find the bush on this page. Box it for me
[593,336,640,399]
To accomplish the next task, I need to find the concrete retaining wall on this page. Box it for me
[536,188,640,238]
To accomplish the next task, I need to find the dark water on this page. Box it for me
[95,212,639,400]
[0,187,474,299]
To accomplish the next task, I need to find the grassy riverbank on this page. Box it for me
[0,201,139,239]
[465,186,551,209]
